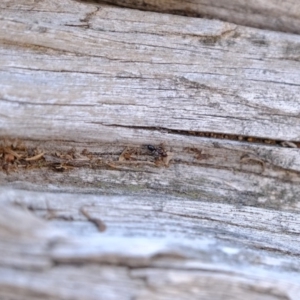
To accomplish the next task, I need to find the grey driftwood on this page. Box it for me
[100,0,300,34]
[0,0,300,299]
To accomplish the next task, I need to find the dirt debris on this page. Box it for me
[0,139,173,174]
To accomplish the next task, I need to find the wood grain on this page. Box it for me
[100,0,300,34]
[0,191,300,300]
[1,0,300,142]
[1,0,300,299]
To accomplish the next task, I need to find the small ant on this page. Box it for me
[147,144,167,158]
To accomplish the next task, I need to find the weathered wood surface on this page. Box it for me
[1,0,300,207]
[1,0,300,141]
[0,189,300,300]
[100,0,300,34]
[2,137,300,212]
[1,0,300,299]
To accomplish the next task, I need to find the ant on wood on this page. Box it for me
[147,144,167,158]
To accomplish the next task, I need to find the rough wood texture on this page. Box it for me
[100,0,300,34]
[1,0,300,208]
[1,0,300,141]
[1,189,300,300]
[1,0,300,299]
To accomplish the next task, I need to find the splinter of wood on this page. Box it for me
[240,154,266,172]
[25,152,45,161]
[80,207,106,232]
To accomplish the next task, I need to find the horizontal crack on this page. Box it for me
[91,122,300,148]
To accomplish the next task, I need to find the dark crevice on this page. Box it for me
[90,122,300,148]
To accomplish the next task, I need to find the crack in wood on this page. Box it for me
[97,123,300,148]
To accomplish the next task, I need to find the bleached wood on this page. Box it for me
[101,0,300,34]
[1,0,300,142]
[1,0,300,299]
[0,192,300,300]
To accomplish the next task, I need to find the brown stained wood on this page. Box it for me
[98,0,300,34]
[1,137,300,212]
